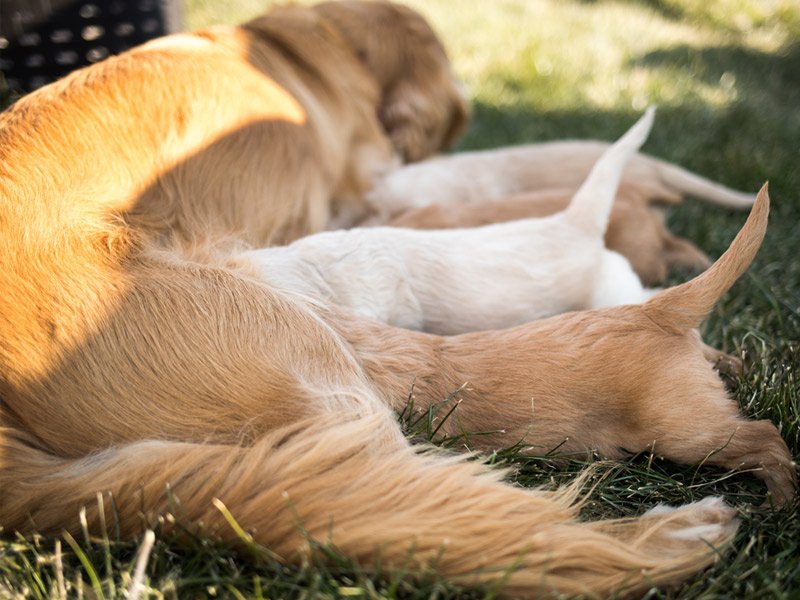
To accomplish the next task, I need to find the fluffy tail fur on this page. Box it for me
[645,183,769,328]
[1,395,737,598]
[565,107,655,233]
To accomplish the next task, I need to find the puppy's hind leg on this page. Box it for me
[639,184,795,504]
[663,232,713,274]
[702,418,797,507]
[692,329,743,384]
[682,419,795,507]
[641,365,796,507]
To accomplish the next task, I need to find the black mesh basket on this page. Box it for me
[0,0,182,97]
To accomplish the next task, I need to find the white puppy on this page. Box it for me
[238,109,657,336]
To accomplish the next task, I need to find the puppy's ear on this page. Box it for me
[315,1,470,162]
[380,78,470,162]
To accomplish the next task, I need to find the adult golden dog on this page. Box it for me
[1,1,794,598]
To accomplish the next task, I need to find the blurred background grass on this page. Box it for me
[2,0,799,598]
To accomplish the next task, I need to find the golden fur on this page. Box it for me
[314,1,469,162]
[387,181,712,287]
[0,2,795,597]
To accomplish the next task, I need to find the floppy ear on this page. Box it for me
[314,0,470,162]
[380,77,470,162]
[374,11,470,162]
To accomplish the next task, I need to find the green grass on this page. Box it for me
[2,0,800,598]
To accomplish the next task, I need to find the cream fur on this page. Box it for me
[364,121,755,289]
[239,109,658,335]
[366,138,756,224]
[0,3,793,598]
[387,182,712,287]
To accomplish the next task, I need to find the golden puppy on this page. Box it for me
[387,181,712,287]
[332,186,794,507]
[0,3,793,598]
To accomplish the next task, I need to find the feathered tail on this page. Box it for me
[1,394,737,597]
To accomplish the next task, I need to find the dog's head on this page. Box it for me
[314,0,470,162]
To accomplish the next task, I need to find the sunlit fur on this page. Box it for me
[315,1,469,163]
[0,3,794,598]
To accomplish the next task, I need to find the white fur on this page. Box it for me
[242,111,658,335]
[242,109,664,335]
[245,220,647,335]
[644,497,738,542]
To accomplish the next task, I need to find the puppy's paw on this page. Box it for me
[697,335,744,387]
[712,352,744,381]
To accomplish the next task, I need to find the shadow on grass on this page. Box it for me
[458,35,800,204]
[577,0,800,37]
[632,42,800,105]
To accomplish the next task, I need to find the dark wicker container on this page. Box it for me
[1,0,182,97]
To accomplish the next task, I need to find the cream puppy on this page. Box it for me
[239,109,657,335]
[364,121,755,224]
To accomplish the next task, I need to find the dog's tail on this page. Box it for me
[645,183,769,329]
[627,152,756,208]
[564,107,655,234]
[1,397,737,597]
